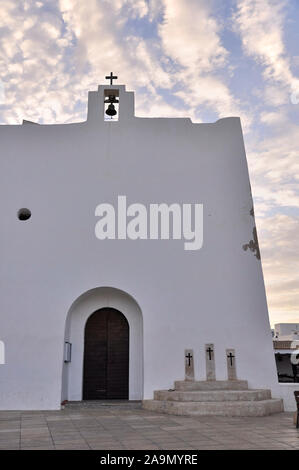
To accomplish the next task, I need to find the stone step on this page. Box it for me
[142,398,284,417]
[64,400,142,410]
[154,389,272,402]
[174,380,249,391]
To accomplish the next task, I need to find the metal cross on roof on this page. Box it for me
[105,72,118,85]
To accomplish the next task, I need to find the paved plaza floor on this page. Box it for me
[0,404,298,450]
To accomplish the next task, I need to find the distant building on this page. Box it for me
[273,323,299,340]
[273,324,299,383]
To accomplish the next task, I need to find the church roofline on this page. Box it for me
[0,84,242,127]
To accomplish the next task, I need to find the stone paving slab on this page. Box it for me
[0,408,297,450]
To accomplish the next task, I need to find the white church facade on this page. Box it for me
[0,78,290,411]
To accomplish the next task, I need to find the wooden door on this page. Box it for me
[83,308,129,400]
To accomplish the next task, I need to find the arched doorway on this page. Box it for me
[83,308,129,400]
[62,287,143,402]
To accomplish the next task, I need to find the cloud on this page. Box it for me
[158,0,249,123]
[159,0,227,71]
[247,122,299,220]
[260,110,287,125]
[58,0,179,119]
[0,0,85,124]
[234,0,299,96]
[257,214,299,322]
[0,0,250,124]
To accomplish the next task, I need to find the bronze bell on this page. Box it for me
[105,103,117,117]
[105,94,119,118]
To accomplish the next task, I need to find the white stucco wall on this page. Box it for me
[0,84,280,409]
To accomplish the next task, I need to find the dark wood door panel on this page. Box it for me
[83,308,129,400]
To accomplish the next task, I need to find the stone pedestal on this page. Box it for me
[205,343,216,381]
[226,348,237,380]
[185,349,194,381]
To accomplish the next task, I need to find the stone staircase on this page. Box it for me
[142,380,284,417]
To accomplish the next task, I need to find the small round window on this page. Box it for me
[18,208,31,221]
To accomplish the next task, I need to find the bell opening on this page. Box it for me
[104,89,119,121]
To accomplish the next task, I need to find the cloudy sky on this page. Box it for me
[0,0,298,326]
